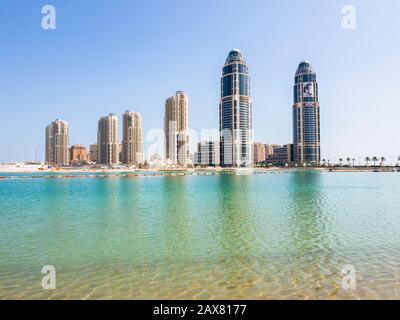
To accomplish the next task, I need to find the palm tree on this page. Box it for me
[380,157,386,167]
[372,156,378,167]
[365,157,371,166]
[352,158,356,167]
[397,156,400,167]
[321,159,326,167]
[339,158,343,166]
[346,157,351,166]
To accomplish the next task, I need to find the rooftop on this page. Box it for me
[295,60,315,75]
[225,48,246,65]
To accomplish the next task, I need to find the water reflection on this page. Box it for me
[159,177,192,264]
[285,172,339,294]
[215,175,256,254]
[211,175,261,293]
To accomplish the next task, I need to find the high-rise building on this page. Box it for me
[122,111,143,164]
[219,49,253,167]
[45,119,69,166]
[89,144,98,163]
[194,141,220,166]
[253,142,266,164]
[97,113,119,165]
[69,144,89,164]
[293,61,321,165]
[164,91,189,165]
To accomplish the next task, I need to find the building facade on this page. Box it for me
[266,144,294,166]
[69,144,89,164]
[97,113,119,165]
[253,142,266,164]
[194,141,220,166]
[122,111,143,165]
[293,61,321,165]
[164,91,190,165]
[219,49,253,167]
[89,144,98,163]
[265,144,279,158]
[45,119,69,166]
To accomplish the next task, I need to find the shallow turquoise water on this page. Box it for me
[0,172,400,299]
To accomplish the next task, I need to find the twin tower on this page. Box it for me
[220,49,321,167]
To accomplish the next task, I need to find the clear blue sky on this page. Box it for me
[1,0,399,164]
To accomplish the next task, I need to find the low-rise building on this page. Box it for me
[253,142,266,164]
[266,144,294,166]
[194,141,220,166]
[89,144,98,163]
[70,144,89,165]
[265,144,280,158]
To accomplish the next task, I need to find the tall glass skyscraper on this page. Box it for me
[293,61,321,165]
[219,49,253,167]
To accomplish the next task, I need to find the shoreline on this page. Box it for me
[0,165,398,178]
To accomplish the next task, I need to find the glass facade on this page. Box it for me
[292,61,321,164]
[219,49,253,167]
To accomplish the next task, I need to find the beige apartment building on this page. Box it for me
[97,113,119,165]
[164,91,189,165]
[122,111,143,165]
[45,119,69,166]
[265,144,282,157]
[70,144,89,165]
[253,142,266,164]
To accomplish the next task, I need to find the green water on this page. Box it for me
[1,171,400,299]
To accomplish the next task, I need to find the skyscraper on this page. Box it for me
[219,49,253,167]
[45,119,69,166]
[164,91,189,165]
[97,113,119,165]
[292,61,321,165]
[122,111,143,165]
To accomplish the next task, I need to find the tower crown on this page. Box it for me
[225,49,245,65]
[295,60,315,75]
